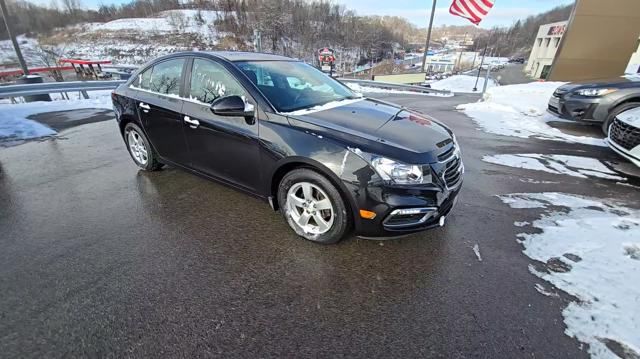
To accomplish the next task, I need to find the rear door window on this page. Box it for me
[148,59,185,96]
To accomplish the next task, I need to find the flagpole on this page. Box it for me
[421,0,438,73]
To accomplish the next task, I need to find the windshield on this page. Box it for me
[235,61,355,113]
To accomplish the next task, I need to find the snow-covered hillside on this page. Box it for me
[0,36,45,68]
[1,10,243,68]
[64,10,236,64]
[83,10,220,34]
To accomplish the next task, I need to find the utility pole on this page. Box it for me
[421,0,437,73]
[0,0,29,76]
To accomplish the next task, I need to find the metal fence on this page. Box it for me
[338,78,451,96]
[1,78,451,103]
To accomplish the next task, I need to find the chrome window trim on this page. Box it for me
[129,85,185,100]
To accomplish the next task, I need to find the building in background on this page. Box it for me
[525,0,640,81]
[547,0,640,81]
[526,21,567,79]
[626,37,640,74]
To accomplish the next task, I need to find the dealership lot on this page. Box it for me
[1,93,638,358]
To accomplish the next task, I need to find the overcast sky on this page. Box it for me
[339,0,575,28]
[32,0,575,28]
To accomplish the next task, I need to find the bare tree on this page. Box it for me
[167,10,187,32]
[34,43,66,82]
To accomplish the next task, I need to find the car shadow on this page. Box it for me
[28,108,115,131]
[546,120,604,138]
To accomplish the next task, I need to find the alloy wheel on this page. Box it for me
[127,129,148,165]
[286,182,335,235]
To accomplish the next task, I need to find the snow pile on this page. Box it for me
[346,83,453,97]
[457,82,606,147]
[483,154,625,181]
[429,75,497,93]
[499,192,640,359]
[0,93,113,145]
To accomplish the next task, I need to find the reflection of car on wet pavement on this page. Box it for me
[112,51,463,244]
[547,76,640,134]
[607,106,640,168]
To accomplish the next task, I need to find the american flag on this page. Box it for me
[449,0,495,25]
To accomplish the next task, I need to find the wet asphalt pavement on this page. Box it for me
[1,92,639,358]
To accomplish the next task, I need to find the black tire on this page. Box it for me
[123,123,163,171]
[277,168,350,244]
[602,102,640,135]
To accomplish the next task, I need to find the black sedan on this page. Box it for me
[111,51,463,244]
[548,75,640,134]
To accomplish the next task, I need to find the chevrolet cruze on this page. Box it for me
[111,51,463,244]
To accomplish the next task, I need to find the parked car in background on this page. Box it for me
[547,75,640,134]
[508,57,525,64]
[111,51,463,244]
[607,106,640,168]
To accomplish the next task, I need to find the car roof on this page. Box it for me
[202,51,295,62]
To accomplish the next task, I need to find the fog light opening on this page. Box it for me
[383,207,438,228]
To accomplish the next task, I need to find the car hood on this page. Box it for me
[617,106,640,127]
[556,75,640,93]
[285,98,453,163]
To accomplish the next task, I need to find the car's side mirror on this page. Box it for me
[210,95,255,118]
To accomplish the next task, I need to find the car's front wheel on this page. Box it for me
[124,123,163,171]
[278,168,350,244]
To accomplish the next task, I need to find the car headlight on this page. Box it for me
[370,156,430,185]
[575,88,617,97]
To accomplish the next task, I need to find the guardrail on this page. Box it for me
[0,80,126,100]
[338,78,451,96]
[1,77,450,103]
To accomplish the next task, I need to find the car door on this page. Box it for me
[182,57,261,192]
[132,58,190,166]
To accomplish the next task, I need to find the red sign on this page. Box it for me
[547,25,566,36]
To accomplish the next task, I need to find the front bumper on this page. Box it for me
[547,95,608,123]
[607,119,640,168]
[607,139,640,168]
[348,164,464,238]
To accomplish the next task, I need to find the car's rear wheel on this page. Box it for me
[602,102,640,135]
[124,123,162,171]
[278,168,350,244]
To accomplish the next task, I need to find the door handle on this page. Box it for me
[184,115,200,128]
[139,102,150,112]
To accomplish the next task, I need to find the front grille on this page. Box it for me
[610,118,640,150]
[437,144,455,161]
[443,155,463,188]
[553,89,567,98]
